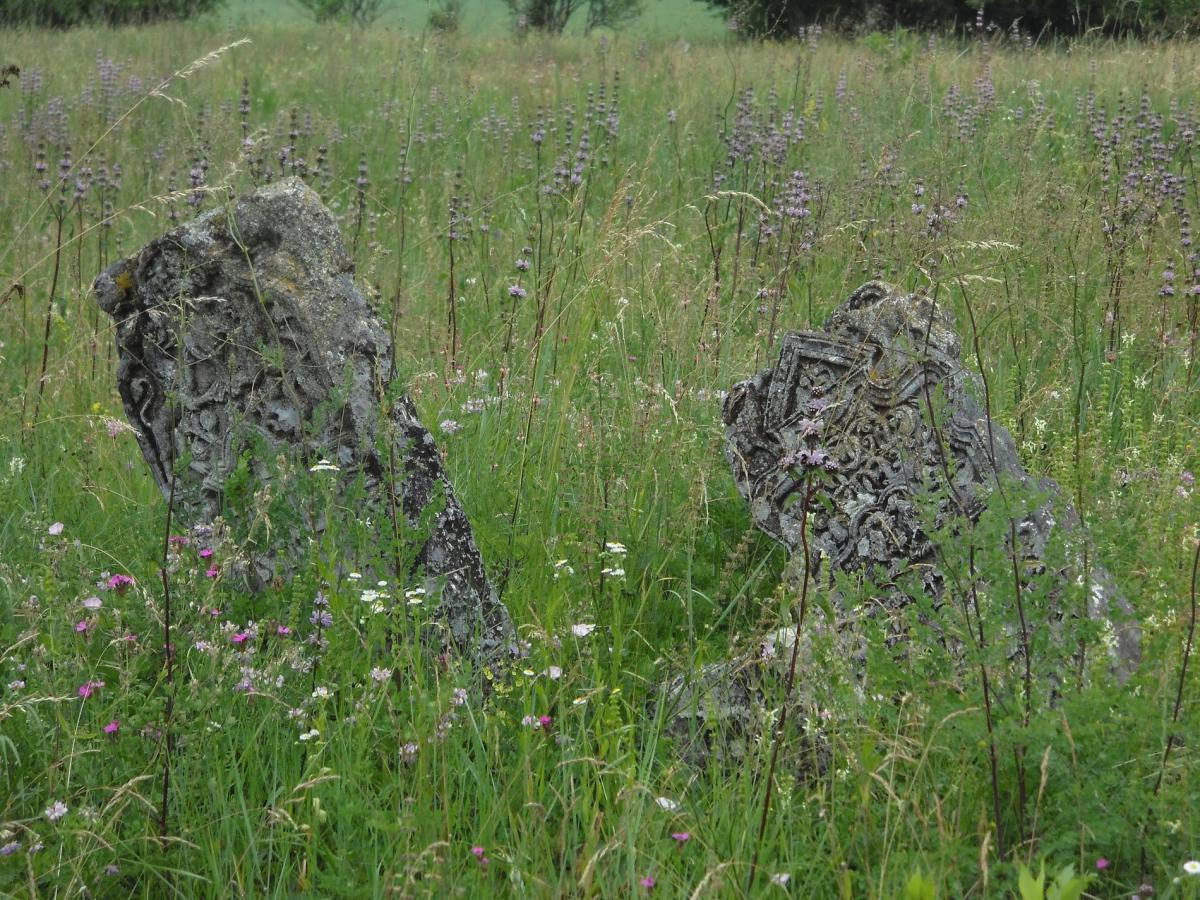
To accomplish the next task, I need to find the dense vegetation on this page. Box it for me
[0,0,225,28]
[0,19,1197,898]
[703,0,1200,38]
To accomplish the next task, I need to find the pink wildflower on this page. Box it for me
[205,565,219,579]
[198,547,214,559]
[75,619,91,633]
[640,875,656,889]
[671,832,691,843]
[104,719,120,735]
[230,632,249,645]
[78,680,105,699]
[276,625,292,636]
[1096,858,1110,871]
[107,574,133,593]
[538,714,553,730]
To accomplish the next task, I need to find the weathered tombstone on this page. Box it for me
[661,281,1139,767]
[94,178,515,662]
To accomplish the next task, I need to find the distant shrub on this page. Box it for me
[704,0,1200,39]
[504,0,642,34]
[427,0,463,32]
[0,0,224,28]
[294,0,390,25]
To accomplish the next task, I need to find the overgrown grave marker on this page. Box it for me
[662,281,1140,771]
[94,178,516,664]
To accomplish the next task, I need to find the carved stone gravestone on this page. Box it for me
[661,281,1139,767]
[94,178,515,662]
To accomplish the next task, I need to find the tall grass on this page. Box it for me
[0,20,1197,897]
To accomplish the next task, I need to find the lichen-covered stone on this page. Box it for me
[661,281,1139,768]
[94,178,514,662]
[721,280,1138,672]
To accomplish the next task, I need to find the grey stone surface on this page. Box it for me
[94,178,514,662]
[722,280,1138,672]
[660,281,1139,768]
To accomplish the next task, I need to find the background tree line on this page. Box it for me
[1,0,1197,42]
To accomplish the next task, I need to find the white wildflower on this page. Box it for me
[44,801,68,822]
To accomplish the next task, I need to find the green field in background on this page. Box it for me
[221,0,727,37]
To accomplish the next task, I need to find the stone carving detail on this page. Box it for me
[660,281,1139,768]
[94,178,514,661]
[722,280,1137,671]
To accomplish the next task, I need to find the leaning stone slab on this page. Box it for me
[94,178,515,662]
[660,281,1139,766]
[722,280,1138,669]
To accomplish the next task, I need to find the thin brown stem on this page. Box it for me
[1140,538,1200,879]
[748,473,815,894]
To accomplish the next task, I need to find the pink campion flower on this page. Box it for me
[671,832,691,843]
[640,875,656,889]
[168,535,189,547]
[230,632,249,645]
[1096,858,1110,871]
[107,574,133,593]
[471,846,485,858]
[104,719,119,735]
[205,565,219,579]
[78,680,105,698]
[276,625,292,636]
[75,620,91,633]
[48,522,64,536]
[198,548,214,559]
[538,715,553,730]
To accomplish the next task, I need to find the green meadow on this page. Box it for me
[218,0,726,37]
[0,13,1198,898]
